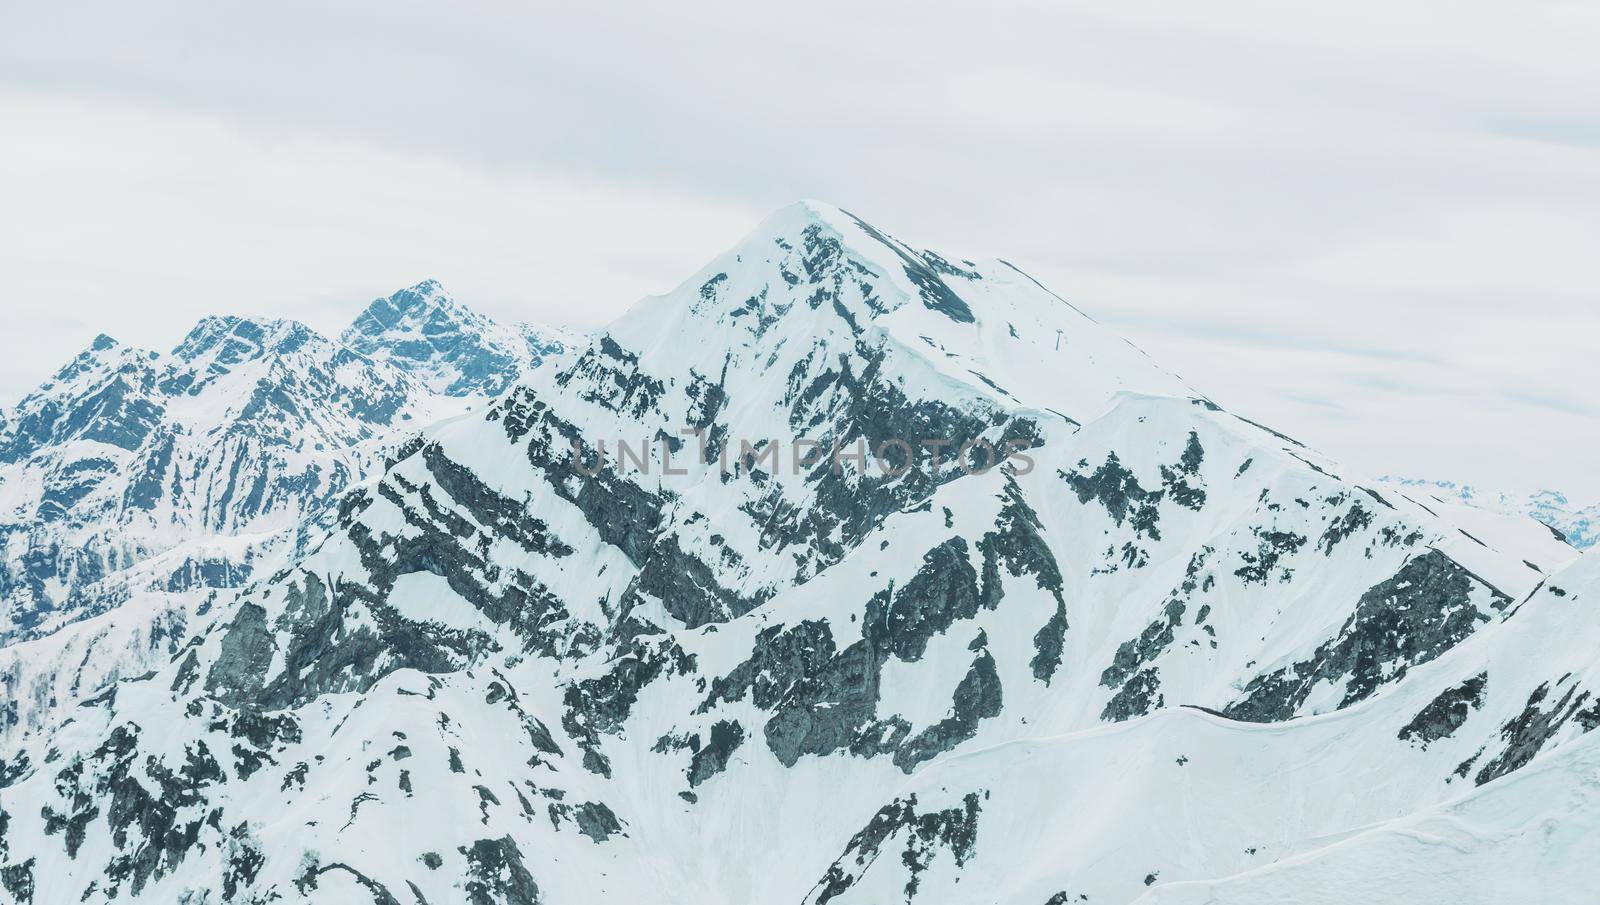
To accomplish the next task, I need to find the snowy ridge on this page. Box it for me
[0,203,1590,904]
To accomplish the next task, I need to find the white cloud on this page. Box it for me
[0,90,759,395]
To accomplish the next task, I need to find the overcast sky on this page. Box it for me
[3,2,1597,497]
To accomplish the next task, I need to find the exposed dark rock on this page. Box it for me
[297,860,405,904]
[866,538,986,662]
[621,534,767,630]
[1030,601,1069,685]
[204,603,277,703]
[703,620,840,714]
[38,723,227,897]
[563,637,696,777]
[1,857,33,905]
[703,537,1007,773]
[1233,527,1306,585]
[1476,681,1596,786]
[1228,551,1507,721]
[894,650,1003,772]
[1063,453,1163,541]
[1099,549,1213,720]
[421,443,574,558]
[1318,502,1373,556]
[1158,432,1207,510]
[221,823,265,900]
[687,720,746,787]
[507,397,667,570]
[841,213,976,323]
[1399,672,1487,748]
[807,792,982,904]
[1102,668,1165,722]
[461,836,542,905]
[547,801,624,843]
[974,479,1069,682]
[214,709,301,780]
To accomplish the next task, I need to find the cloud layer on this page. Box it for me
[2,1,1596,496]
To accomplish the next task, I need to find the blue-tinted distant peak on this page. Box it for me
[171,315,319,366]
[341,280,562,397]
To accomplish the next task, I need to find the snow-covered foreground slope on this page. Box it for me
[1139,557,1600,905]
[1136,728,1600,905]
[0,203,1589,904]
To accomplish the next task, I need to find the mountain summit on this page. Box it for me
[0,204,1592,904]
[342,279,568,397]
[607,199,1197,425]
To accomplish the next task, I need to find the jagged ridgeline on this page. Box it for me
[0,283,567,644]
[0,202,1594,905]
[0,284,567,749]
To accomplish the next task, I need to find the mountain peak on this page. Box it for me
[65,332,133,365]
[171,314,320,366]
[345,280,457,339]
[34,332,150,391]
[757,198,857,232]
[634,201,936,321]
[342,281,563,397]
[745,199,921,264]
[610,200,1190,422]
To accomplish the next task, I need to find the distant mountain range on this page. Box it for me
[0,281,567,640]
[0,205,1593,905]
[0,283,566,743]
[1380,477,1597,550]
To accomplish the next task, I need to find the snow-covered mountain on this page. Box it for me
[342,280,569,398]
[1380,476,1598,550]
[0,319,432,640]
[0,284,562,747]
[0,203,1590,904]
[0,282,564,642]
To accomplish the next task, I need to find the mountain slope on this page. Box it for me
[1138,552,1600,905]
[0,202,1587,904]
[1137,732,1600,905]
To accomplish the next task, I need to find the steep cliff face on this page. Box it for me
[0,203,1586,905]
